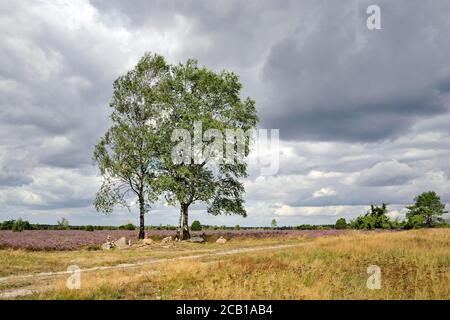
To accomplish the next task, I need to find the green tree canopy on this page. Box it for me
[335,218,347,229]
[271,219,277,228]
[158,59,258,239]
[350,203,392,230]
[406,191,447,227]
[190,220,202,231]
[93,53,169,239]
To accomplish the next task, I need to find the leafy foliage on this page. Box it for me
[12,219,32,232]
[406,191,447,227]
[335,218,347,230]
[350,204,394,230]
[93,53,258,240]
[56,218,70,230]
[157,58,258,239]
[119,223,136,230]
[83,225,95,232]
[190,220,202,231]
[404,215,424,229]
[271,219,277,229]
[0,220,16,230]
[93,53,169,239]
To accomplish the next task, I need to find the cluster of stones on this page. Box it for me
[101,235,132,250]
[101,234,227,250]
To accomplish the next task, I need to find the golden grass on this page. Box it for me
[17,229,450,300]
[0,237,302,277]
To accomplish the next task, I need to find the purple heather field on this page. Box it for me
[0,229,344,251]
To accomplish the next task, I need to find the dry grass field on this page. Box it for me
[0,229,448,300]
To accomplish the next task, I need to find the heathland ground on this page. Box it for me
[0,229,448,299]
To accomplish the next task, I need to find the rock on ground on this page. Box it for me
[161,236,173,244]
[190,236,205,243]
[101,242,113,250]
[216,236,227,244]
[142,238,153,245]
[115,237,131,249]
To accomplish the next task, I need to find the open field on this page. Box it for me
[0,229,448,299]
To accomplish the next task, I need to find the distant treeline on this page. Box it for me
[0,219,335,232]
[335,191,449,230]
[3,192,448,232]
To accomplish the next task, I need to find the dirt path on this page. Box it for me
[0,242,308,298]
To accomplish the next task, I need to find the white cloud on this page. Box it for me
[312,187,337,198]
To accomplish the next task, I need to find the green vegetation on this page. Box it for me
[406,191,448,227]
[157,58,258,240]
[12,219,32,232]
[56,218,70,230]
[0,220,16,230]
[271,219,277,229]
[350,204,394,230]
[93,53,258,240]
[190,220,202,231]
[119,223,136,231]
[335,218,347,229]
[93,53,167,239]
[344,191,448,230]
[83,225,95,232]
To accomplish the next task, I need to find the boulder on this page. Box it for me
[101,235,115,250]
[115,237,131,249]
[161,236,173,244]
[101,242,113,250]
[216,236,227,244]
[189,236,205,243]
[143,238,154,245]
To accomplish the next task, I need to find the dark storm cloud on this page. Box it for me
[91,0,450,142]
[260,0,450,141]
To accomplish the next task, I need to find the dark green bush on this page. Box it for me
[56,218,70,230]
[190,220,202,231]
[83,225,95,232]
[404,215,424,229]
[349,204,395,230]
[335,218,347,229]
[119,223,136,230]
[12,219,32,232]
[295,224,317,230]
[0,220,15,230]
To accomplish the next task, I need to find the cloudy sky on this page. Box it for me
[1,0,450,227]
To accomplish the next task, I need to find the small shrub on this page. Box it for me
[12,219,32,232]
[83,225,94,232]
[190,220,202,231]
[119,223,136,230]
[0,220,16,230]
[405,215,424,229]
[350,204,394,230]
[234,224,241,230]
[57,218,70,230]
[295,224,317,230]
[335,218,347,230]
[271,219,277,229]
